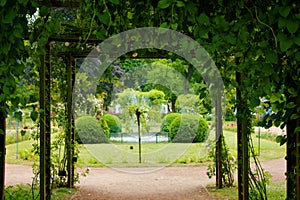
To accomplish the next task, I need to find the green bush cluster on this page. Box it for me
[160,113,181,133]
[75,116,110,144]
[102,114,122,133]
[162,113,209,143]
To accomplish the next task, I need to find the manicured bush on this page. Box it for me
[102,114,122,133]
[75,116,109,144]
[160,112,181,132]
[169,114,209,143]
[147,89,166,105]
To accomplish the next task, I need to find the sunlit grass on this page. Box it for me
[4,184,76,200]
[5,130,285,167]
[207,181,286,200]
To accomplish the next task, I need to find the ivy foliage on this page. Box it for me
[0,0,36,116]
[0,0,299,198]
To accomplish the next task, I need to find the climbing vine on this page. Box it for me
[0,0,299,199]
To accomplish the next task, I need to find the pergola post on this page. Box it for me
[236,71,249,200]
[215,89,223,189]
[40,43,52,200]
[296,116,300,200]
[0,104,6,200]
[66,56,74,187]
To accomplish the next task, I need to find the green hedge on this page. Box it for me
[102,114,122,133]
[160,112,181,132]
[169,114,209,143]
[75,116,110,144]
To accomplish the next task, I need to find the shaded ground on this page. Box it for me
[5,158,285,199]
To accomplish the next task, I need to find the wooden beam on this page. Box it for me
[40,43,51,200]
[236,71,249,200]
[45,44,52,200]
[296,116,300,200]
[39,50,47,200]
[66,56,73,187]
[215,89,222,189]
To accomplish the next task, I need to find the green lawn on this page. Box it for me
[4,184,76,200]
[5,130,285,167]
[207,181,286,200]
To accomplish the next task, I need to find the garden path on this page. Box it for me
[5,158,285,199]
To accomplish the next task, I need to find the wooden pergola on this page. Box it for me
[1,1,299,200]
[0,1,250,199]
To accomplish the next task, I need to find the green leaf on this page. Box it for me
[21,130,26,136]
[157,0,171,9]
[14,111,22,122]
[3,85,10,94]
[269,93,283,103]
[30,111,38,122]
[108,0,119,5]
[2,8,17,24]
[266,51,277,63]
[98,12,110,25]
[186,2,197,15]
[13,23,23,38]
[197,13,210,25]
[279,6,291,18]
[0,129,3,135]
[286,102,296,109]
[176,1,185,7]
[39,6,50,17]
[0,0,6,7]
[278,17,288,29]
[294,35,300,46]
[96,26,106,40]
[290,114,299,120]
[296,13,300,20]
[276,135,287,146]
[171,23,178,30]
[295,52,300,62]
[287,87,297,97]
[286,20,299,34]
[160,22,169,28]
[127,12,133,19]
[277,32,293,51]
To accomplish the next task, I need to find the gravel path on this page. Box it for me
[5,158,285,199]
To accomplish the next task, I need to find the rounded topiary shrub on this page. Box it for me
[102,114,122,133]
[160,112,181,132]
[75,116,109,144]
[169,114,209,143]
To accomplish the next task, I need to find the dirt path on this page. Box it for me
[5,158,285,199]
[71,166,216,200]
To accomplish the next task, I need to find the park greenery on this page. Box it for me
[0,0,299,200]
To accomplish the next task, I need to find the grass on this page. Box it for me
[4,184,76,200]
[5,140,36,165]
[77,142,208,167]
[5,130,285,167]
[207,181,286,200]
